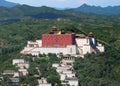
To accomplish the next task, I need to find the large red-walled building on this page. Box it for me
[21,27,105,57]
[42,28,75,47]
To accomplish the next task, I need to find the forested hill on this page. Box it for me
[68,4,120,15]
[1,2,120,15]
[0,5,120,50]
[0,4,120,20]
[0,4,120,86]
[0,5,72,19]
[0,0,18,8]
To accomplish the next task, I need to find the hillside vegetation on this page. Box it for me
[0,5,120,86]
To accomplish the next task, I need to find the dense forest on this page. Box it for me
[74,48,120,86]
[0,5,120,86]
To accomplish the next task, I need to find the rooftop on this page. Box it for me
[3,70,15,74]
[66,77,78,80]
[8,78,20,83]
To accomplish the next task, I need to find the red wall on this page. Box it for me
[42,34,75,47]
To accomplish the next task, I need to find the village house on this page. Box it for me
[7,78,20,85]
[13,59,25,65]
[38,77,51,86]
[18,69,28,76]
[13,72,20,77]
[52,63,59,68]
[66,78,79,86]
[13,59,29,69]
[17,62,29,69]
[53,57,79,86]
[3,70,15,75]
[12,59,29,76]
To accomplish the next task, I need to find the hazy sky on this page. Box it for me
[6,0,120,8]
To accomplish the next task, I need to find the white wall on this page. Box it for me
[66,73,75,78]
[62,70,72,74]
[68,80,78,86]
[25,45,77,55]
[13,59,25,65]
[17,63,29,69]
[75,38,89,46]
[60,74,66,81]
[36,47,68,54]
[82,45,91,54]
[38,84,51,86]
[52,64,59,68]
[18,69,28,76]
[20,47,33,54]
[36,40,42,47]
[21,37,105,56]
[67,45,77,54]
[97,46,105,52]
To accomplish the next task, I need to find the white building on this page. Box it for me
[12,59,25,65]
[17,63,29,69]
[21,45,77,56]
[21,32,105,57]
[61,58,74,65]
[56,66,72,73]
[60,73,75,81]
[38,78,51,86]
[52,64,59,68]
[13,59,29,69]
[18,69,28,76]
[61,78,79,86]
[13,72,20,78]
[62,70,73,74]
[3,70,15,75]
[67,78,79,86]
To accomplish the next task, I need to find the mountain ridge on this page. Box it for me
[0,0,18,8]
[67,4,120,15]
[0,5,70,19]
[0,1,120,15]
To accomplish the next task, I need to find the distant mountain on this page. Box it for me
[69,4,120,15]
[0,4,120,21]
[0,0,18,8]
[0,5,74,19]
